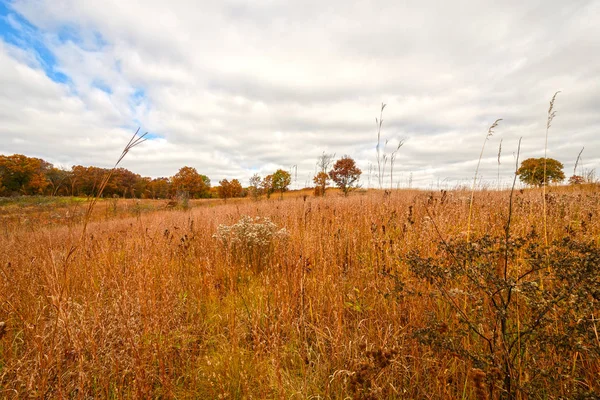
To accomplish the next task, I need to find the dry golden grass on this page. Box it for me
[0,186,599,399]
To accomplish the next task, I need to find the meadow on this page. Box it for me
[0,186,599,399]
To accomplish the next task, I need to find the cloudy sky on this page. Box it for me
[1,0,599,189]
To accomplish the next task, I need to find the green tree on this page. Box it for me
[516,158,565,187]
[272,169,291,199]
[329,156,362,196]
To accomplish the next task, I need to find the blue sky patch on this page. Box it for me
[57,24,107,50]
[145,132,163,140]
[92,79,112,94]
[1,1,69,83]
[132,88,146,102]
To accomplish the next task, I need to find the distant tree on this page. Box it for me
[314,152,335,196]
[218,178,243,202]
[261,174,274,199]
[516,158,565,187]
[329,156,362,196]
[46,167,70,196]
[272,169,291,199]
[148,177,171,199]
[70,165,104,196]
[171,166,211,198]
[316,152,335,174]
[230,179,243,198]
[109,168,142,198]
[313,172,329,196]
[248,173,262,200]
[27,169,50,195]
[218,179,232,202]
[0,154,51,195]
[0,153,160,199]
[134,177,151,198]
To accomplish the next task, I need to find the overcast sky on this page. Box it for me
[1,0,599,189]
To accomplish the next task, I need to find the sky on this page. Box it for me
[0,0,599,189]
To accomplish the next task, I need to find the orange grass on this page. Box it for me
[0,186,599,399]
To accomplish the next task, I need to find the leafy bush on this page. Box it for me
[407,233,600,399]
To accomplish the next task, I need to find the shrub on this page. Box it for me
[213,216,288,269]
[407,233,600,398]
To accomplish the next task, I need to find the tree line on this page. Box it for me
[2,152,578,199]
[0,154,212,199]
[0,153,366,200]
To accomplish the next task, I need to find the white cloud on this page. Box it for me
[1,0,599,188]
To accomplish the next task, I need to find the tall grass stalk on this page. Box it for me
[376,103,386,190]
[76,128,148,249]
[497,138,503,191]
[508,138,523,394]
[390,139,406,189]
[574,146,584,175]
[543,91,560,248]
[467,119,501,242]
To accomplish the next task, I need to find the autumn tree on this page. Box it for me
[0,153,161,198]
[134,177,150,198]
[218,178,243,202]
[272,169,291,199]
[171,166,211,198]
[248,173,262,200]
[230,179,243,198]
[261,174,274,199]
[218,179,232,202]
[313,172,329,196]
[46,167,70,196]
[70,165,104,196]
[147,178,171,199]
[314,152,335,196]
[0,154,51,195]
[109,168,142,198]
[516,158,565,187]
[329,156,362,196]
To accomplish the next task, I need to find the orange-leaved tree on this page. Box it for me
[329,156,362,196]
[218,179,243,202]
[0,154,51,195]
[171,166,211,198]
[313,172,329,196]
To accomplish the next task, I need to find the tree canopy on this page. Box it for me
[329,156,362,196]
[272,169,292,199]
[313,172,329,196]
[171,166,211,198]
[218,179,243,201]
[0,154,217,199]
[516,158,565,187]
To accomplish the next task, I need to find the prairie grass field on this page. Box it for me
[1,186,599,399]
